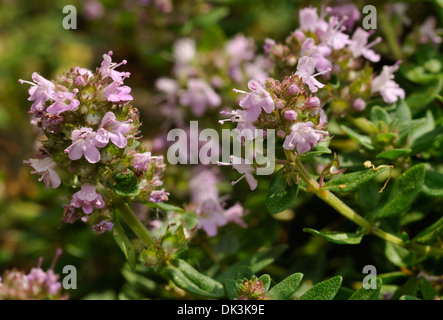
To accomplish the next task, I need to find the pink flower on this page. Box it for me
[179,79,221,116]
[300,38,332,73]
[95,112,131,148]
[102,81,133,102]
[99,51,130,82]
[19,72,56,113]
[196,198,228,237]
[419,17,442,45]
[219,109,258,141]
[295,56,329,93]
[150,189,170,203]
[93,220,114,234]
[371,64,405,104]
[218,156,258,190]
[46,90,80,115]
[224,202,247,228]
[263,38,276,54]
[349,28,381,62]
[24,157,61,189]
[234,79,275,119]
[70,183,105,214]
[64,127,103,163]
[173,38,196,64]
[283,121,326,154]
[131,152,152,171]
[321,16,352,50]
[299,6,321,32]
[225,34,256,62]
[329,3,361,31]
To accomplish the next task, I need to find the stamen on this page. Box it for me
[367,37,382,48]
[231,174,246,186]
[313,68,332,78]
[18,79,35,86]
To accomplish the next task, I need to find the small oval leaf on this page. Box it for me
[266,168,298,214]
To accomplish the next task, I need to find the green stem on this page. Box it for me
[379,10,403,61]
[108,191,155,247]
[285,150,443,256]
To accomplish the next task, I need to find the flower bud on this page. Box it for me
[283,110,297,121]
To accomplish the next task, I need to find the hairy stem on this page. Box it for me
[285,150,443,256]
[108,191,156,247]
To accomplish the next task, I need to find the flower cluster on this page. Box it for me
[155,34,272,121]
[266,5,405,114]
[235,276,269,300]
[219,73,328,189]
[21,51,168,232]
[0,254,65,300]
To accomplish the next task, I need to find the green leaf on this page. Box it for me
[376,133,397,144]
[259,274,272,292]
[112,221,137,271]
[384,242,424,268]
[406,77,443,115]
[168,259,225,298]
[267,273,303,300]
[299,276,342,300]
[393,276,419,300]
[420,276,438,300]
[323,167,389,193]
[376,149,411,160]
[109,170,140,197]
[348,278,382,300]
[303,228,364,245]
[370,106,391,126]
[412,217,443,244]
[410,126,443,154]
[422,170,443,197]
[340,125,374,150]
[197,25,227,51]
[217,245,287,282]
[194,7,229,27]
[224,279,239,300]
[266,168,298,214]
[394,100,412,124]
[144,202,184,213]
[302,140,332,156]
[232,265,254,280]
[374,164,426,219]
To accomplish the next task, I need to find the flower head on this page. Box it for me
[25,157,61,189]
[99,51,130,82]
[283,121,326,154]
[180,79,221,116]
[234,79,275,118]
[95,111,131,148]
[93,220,114,234]
[150,189,170,203]
[371,63,405,104]
[46,90,80,115]
[64,127,103,163]
[295,56,329,93]
[349,28,381,62]
[70,183,105,214]
[19,73,56,113]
